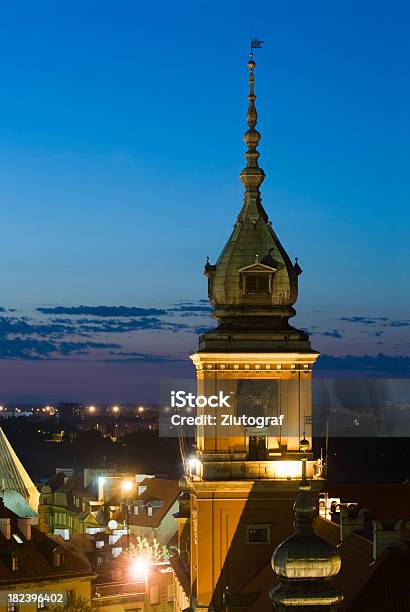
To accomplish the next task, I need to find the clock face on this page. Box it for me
[237,380,278,418]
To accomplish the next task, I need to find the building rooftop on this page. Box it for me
[0,499,94,585]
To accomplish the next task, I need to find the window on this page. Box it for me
[245,273,270,294]
[12,534,23,544]
[149,586,160,605]
[11,556,21,571]
[7,603,19,612]
[133,505,139,515]
[37,598,45,609]
[97,555,104,566]
[246,525,270,544]
[54,551,64,567]
[147,506,153,517]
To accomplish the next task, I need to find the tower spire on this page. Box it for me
[240,38,265,193]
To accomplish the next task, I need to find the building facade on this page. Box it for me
[0,499,94,612]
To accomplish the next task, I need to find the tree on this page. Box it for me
[129,536,173,562]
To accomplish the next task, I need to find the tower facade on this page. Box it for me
[185,49,324,611]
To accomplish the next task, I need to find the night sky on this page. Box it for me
[0,1,409,402]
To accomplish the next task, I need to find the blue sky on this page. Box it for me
[0,1,408,400]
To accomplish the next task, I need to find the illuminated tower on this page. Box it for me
[185,47,323,611]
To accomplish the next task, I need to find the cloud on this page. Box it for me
[339,316,389,325]
[106,351,186,364]
[72,317,188,334]
[0,337,120,360]
[322,329,343,339]
[167,305,212,315]
[316,353,410,376]
[193,325,215,335]
[37,305,168,317]
[0,316,77,338]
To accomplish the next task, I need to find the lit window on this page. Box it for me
[11,556,21,571]
[246,525,270,544]
[12,534,23,544]
[54,551,64,567]
[147,507,153,517]
[97,555,104,566]
[7,603,18,612]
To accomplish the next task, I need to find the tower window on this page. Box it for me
[246,525,271,544]
[244,273,270,294]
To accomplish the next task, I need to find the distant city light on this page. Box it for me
[130,556,150,580]
[0,406,4,411]
[99,476,106,485]
[112,405,120,413]
[137,406,144,413]
[88,405,96,413]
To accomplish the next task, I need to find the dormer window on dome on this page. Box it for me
[239,260,277,296]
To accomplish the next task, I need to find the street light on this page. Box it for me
[121,480,133,493]
[130,556,149,580]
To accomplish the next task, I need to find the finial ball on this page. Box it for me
[248,59,255,70]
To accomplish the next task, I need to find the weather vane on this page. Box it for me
[250,26,264,58]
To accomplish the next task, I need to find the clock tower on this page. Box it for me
[183,47,324,611]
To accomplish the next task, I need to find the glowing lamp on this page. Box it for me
[274,461,302,480]
[130,556,150,580]
[122,479,133,493]
[299,437,309,452]
[188,457,201,475]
